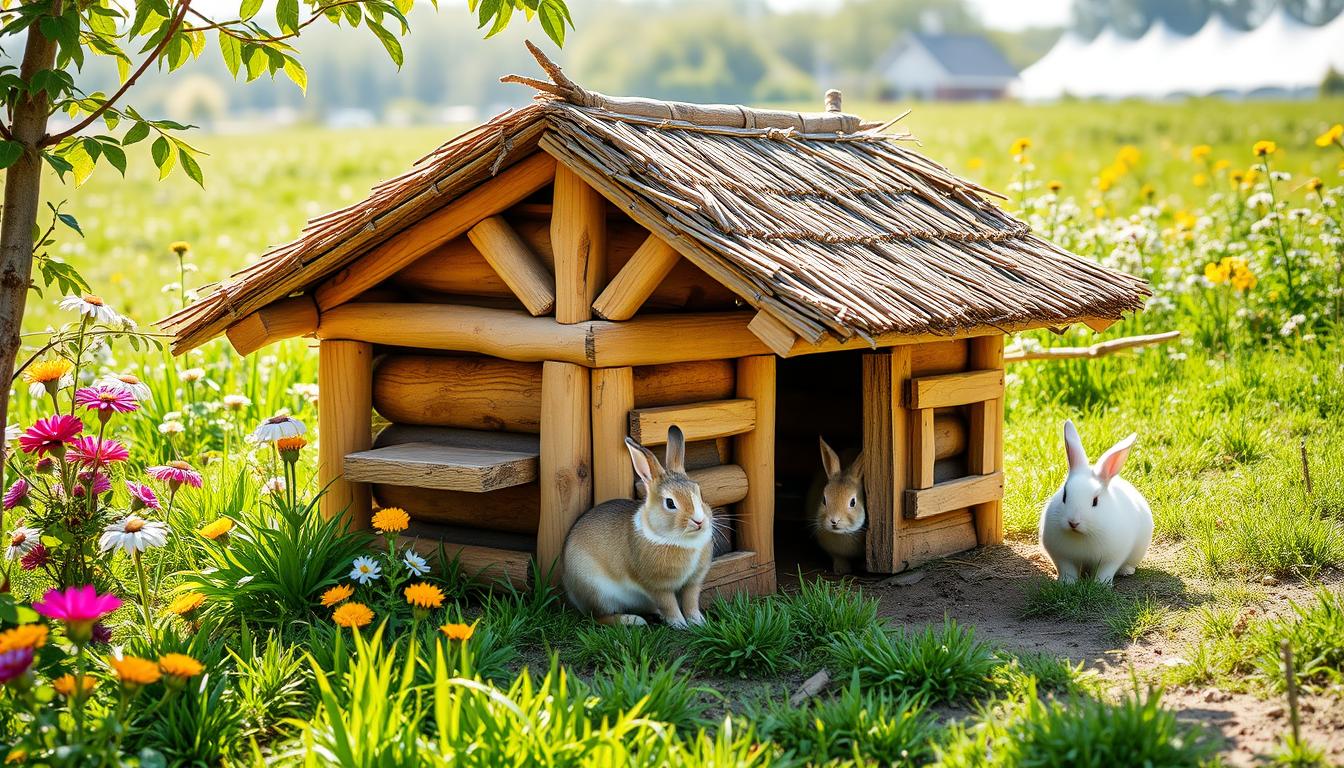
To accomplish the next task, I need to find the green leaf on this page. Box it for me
[219,31,242,77]
[276,0,299,33]
[538,0,567,46]
[151,135,175,179]
[42,152,74,180]
[178,147,203,187]
[102,142,127,176]
[239,0,263,21]
[122,121,150,145]
[283,56,307,93]
[245,45,268,82]
[0,140,23,169]
[366,19,403,67]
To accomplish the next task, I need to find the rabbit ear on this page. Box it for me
[625,437,664,488]
[819,436,842,478]
[1096,433,1137,485]
[665,425,686,474]
[847,451,866,482]
[1063,419,1090,474]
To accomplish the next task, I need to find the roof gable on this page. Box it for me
[908,33,1019,78]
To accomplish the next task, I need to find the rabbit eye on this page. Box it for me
[664,497,677,511]
[1062,490,1068,503]
[848,497,856,508]
[1092,496,1099,507]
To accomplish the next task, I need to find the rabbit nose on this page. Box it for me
[1068,520,1080,530]
[829,520,840,530]
[688,518,703,530]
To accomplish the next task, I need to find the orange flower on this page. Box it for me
[110,655,161,687]
[51,673,96,697]
[199,517,234,540]
[166,592,206,617]
[371,507,409,534]
[320,583,354,607]
[404,582,445,610]
[1252,140,1276,157]
[332,602,373,629]
[439,622,475,642]
[0,624,47,653]
[159,653,204,680]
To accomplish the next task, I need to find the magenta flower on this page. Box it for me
[18,415,83,457]
[72,470,112,498]
[2,479,28,510]
[125,482,160,512]
[74,386,138,415]
[0,648,34,684]
[66,436,130,466]
[32,585,122,644]
[20,544,48,571]
[147,461,202,490]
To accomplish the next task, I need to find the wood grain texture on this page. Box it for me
[747,310,800,357]
[344,441,539,493]
[636,463,748,508]
[225,295,318,356]
[863,348,911,573]
[903,471,1004,520]
[467,215,556,316]
[903,510,978,570]
[372,356,542,432]
[905,369,1004,409]
[968,334,1006,545]
[734,355,776,593]
[591,366,636,503]
[632,360,736,407]
[552,164,607,323]
[912,408,936,490]
[587,312,771,366]
[315,152,557,310]
[592,234,681,320]
[398,535,530,585]
[538,361,592,580]
[628,398,756,445]
[318,340,373,529]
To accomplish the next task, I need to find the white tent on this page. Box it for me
[1016,8,1344,100]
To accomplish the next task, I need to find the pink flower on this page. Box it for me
[0,648,34,683]
[20,544,48,571]
[3,479,28,510]
[72,470,111,498]
[32,585,122,644]
[73,386,138,415]
[18,415,83,457]
[125,482,160,512]
[66,436,130,466]
[147,461,202,490]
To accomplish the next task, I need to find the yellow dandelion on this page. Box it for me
[404,582,445,610]
[1140,183,1155,201]
[0,624,48,653]
[109,655,161,687]
[159,653,204,680]
[1213,158,1231,173]
[169,241,191,255]
[21,358,72,386]
[1252,140,1276,157]
[1231,267,1257,292]
[1204,261,1231,285]
[199,517,234,540]
[1190,144,1212,161]
[1010,137,1030,155]
[1047,179,1062,192]
[1307,177,1324,193]
[1315,124,1343,148]
[1193,172,1208,187]
[1116,145,1141,168]
[371,507,409,534]
[1230,170,1245,186]
[332,602,373,628]
[51,673,96,697]
[166,592,206,616]
[439,622,475,642]
[1174,211,1197,230]
[320,583,354,607]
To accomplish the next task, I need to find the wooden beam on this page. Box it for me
[591,234,680,321]
[775,317,1125,358]
[588,312,771,367]
[398,535,529,586]
[633,360,736,407]
[734,355,776,594]
[224,295,318,356]
[373,356,542,433]
[318,340,373,529]
[1083,317,1118,333]
[863,348,911,573]
[747,310,801,357]
[344,441,539,493]
[467,215,556,317]
[628,399,756,445]
[637,464,748,508]
[912,408,936,490]
[538,362,592,582]
[968,335,1005,545]
[551,164,606,324]
[903,471,1004,520]
[591,367,636,503]
[314,152,556,311]
[905,369,1004,410]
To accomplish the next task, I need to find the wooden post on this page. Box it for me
[551,165,606,324]
[538,361,593,581]
[467,215,556,317]
[591,234,680,321]
[591,366,635,503]
[318,340,373,529]
[734,355,776,593]
[968,335,1005,545]
[864,348,912,573]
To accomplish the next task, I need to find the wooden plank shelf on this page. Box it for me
[905,369,1004,409]
[903,471,1003,520]
[345,440,540,493]
[628,398,756,444]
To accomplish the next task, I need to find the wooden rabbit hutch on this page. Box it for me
[161,50,1148,595]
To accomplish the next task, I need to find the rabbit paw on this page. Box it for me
[685,610,706,626]
[616,614,648,627]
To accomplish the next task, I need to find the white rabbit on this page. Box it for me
[1039,419,1152,585]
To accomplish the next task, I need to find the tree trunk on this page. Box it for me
[0,20,60,490]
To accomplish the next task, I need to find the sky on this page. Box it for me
[765,0,1072,30]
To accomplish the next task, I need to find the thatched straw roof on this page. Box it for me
[161,45,1148,353]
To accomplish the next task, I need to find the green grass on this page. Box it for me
[688,593,796,677]
[824,620,999,704]
[749,679,937,766]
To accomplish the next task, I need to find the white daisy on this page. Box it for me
[222,394,251,411]
[349,556,381,585]
[180,367,206,383]
[5,424,20,444]
[99,515,170,556]
[59,294,122,325]
[96,372,153,402]
[5,526,41,561]
[158,420,185,435]
[251,415,306,444]
[402,549,430,576]
[261,476,286,495]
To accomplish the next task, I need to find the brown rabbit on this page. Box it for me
[812,436,867,575]
[561,426,713,628]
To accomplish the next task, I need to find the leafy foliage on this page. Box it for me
[750,678,937,767]
[688,593,795,677]
[824,620,998,704]
[584,659,716,734]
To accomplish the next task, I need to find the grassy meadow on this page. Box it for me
[4,98,1344,765]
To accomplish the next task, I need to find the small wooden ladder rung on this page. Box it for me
[344,439,540,493]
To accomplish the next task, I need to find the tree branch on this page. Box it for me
[183,0,370,45]
[41,0,193,147]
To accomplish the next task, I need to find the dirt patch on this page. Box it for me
[789,539,1344,766]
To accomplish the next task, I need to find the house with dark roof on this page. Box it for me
[161,44,1145,596]
[879,33,1019,101]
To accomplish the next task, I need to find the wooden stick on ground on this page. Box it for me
[789,669,832,706]
[1005,330,1180,362]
